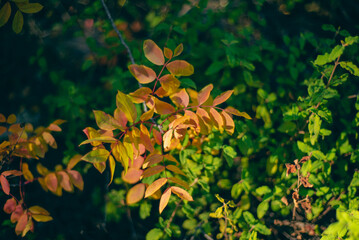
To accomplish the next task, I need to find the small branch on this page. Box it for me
[100,0,135,65]
[165,199,183,230]
[326,55,341,88]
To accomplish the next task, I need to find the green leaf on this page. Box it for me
[243,211,256,225]
[255,186,271,196]
[0,2,11,27]
[309,114,321,145]
[180,78,197,89]
[12,10,23,34]
[139,202,151,219]
[254,223,271,235]
[116,90,137,123]
[223,145,236,167]
[277,121,296,134]
[257,201,269,219]
[339,61,359,76]
[297,141,313,153]
[82,149,110,163]
[231,182,243,199]
[205,61,225,75]
[17,3,43,13]
[146,228,164,240]
[314,45,344,66]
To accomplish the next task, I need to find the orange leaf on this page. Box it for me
[122,168,143,184]
[143,154,163,168]
[222,111,235,135]
[129,87,152,103]
[22,163,34,181]
[126,183,145,205]
[213,90,234,106]
[166,165,186,176]
[7,114,16,124]
[164,154,180,165]
[129,156,144,169]
[173,43,183,57]
[209,108,224,131]
[42,132,57,149]
[171,186,193,201]
[0,113,6,122]
[164,47,173,59]
[198,84,213,105]
[3,198,16,214]
[143,39,165,65]
[1,175,10,195]
[114,108,128,128]
[154,86,168,98]
[15,213,28,236]
[108,155,116,186]
[166,60,194,76]
[224,107,252,119]
[11,205,23,223]
[47,123,61,132]
[116,90,137,123]
[140,107,154,122]
[170,89,189,107]
[0,126,6,135]
[57,171,73,192]
[163,129,173,152]
[159,74,180,95]
[168,177,189,189]
[28,206,50,216]
[197,108,212,126]
[128,64,157,84]
[145,178,167,198]
[153,128,162,145]
[45,173,58,192]
[2,170,22,177]
[154,98,176,115]
[159,187,171,214]
[142,165,165,178]
[67,170,84,191]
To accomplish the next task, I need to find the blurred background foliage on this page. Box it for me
[0,0,359,239]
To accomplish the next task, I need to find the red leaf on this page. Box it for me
[57,171,73,192]
[209,108,224,131]
[0,175,10,195]
[213,90,234,106]
[3,198,17,214]
[159,187,171,214]
[42,132,57,149]
[67,170,84,191]
[128,64,157,84]
[198,84,213,105]
[15,213,28,236]
[166,60,194,76]
[126,183,145,205]
[11,205,23,223]
[143,40,165,65]
[143,154,163,168]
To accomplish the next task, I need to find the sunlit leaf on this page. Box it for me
[122,168,143,184]
[93,110,122,131]
[213,90,233,106]
[173,43,183,57]
[116,90,137,123]
[198,84,213,105]
[163,129,173,152]
[79,136,117,146]
[164,47,173,59]
[129,64,157,84]
[126,183,145,205]
[170,89,189,108]
[28,206,50,216]
[81,149,110,163]
[45,173,58,192]
[129,87,152,103]
[166,60,194,76]
[0,2,11,27]
[153,128,162,145]
[159,74,180,95]
[140,107,154,122]
[159,187,171,214]
[12,10,23,34]
[42,132,57,149]
[222,111,234,135]
[168,177,189,189]
[15,214,28,236]
[171,186,193,201]
[93,161,106,173]
[209,108,224,131]
[225,106,252,119]
[145,178,167,198]
[57,171,73,192]
[154,98,176,115]
[31,214,53,222]
[143,154,163,168]
[142,165,165,178]
[143,40,165,65]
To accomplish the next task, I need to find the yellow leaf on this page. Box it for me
[116,90,137,123]
[108,155,116,186]
[166,60,194,76]
[42,132,57,149]
[93,110,122,131]
[168,177,189,189]
[81,149,110,163]
[66,154,83,170]
[171,186,193,201]
[154,98,176,115]
[28,206,50,216]
[164,154,180,165]
[128,64,157,84]
[163,129,173,152]
[17,3,43,13]
[159,74,180,95]
[22,163,34,181]
[129,87,152,103]
[159,187,171,214]
[145,178,167,198]
[36,163,49,176]
[140,107,154,122]
[209,108,224,131]
[31,214,53,222]
[7,114,16,124]
[143,154,163,168]
[126,183,145,205]
[164,47,173,59]
[93,161,106,173]
[143,39,165,65]
[79,136,117,146]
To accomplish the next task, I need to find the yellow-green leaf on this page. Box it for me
[140,107,154,122]
[79,136,117,146]
[81,149,110,163]
[143,39,165,65]
[29,206,50,216]
[164,47,173,59]
[116,90,137,123]
[93,110,122,131]
[31,214,53,222]
[0,2,11,27]
[225,106,252,119]
[173,43,183,57]
[17,3,43,13]
[108,155,116,185]
[12,10,23,34]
